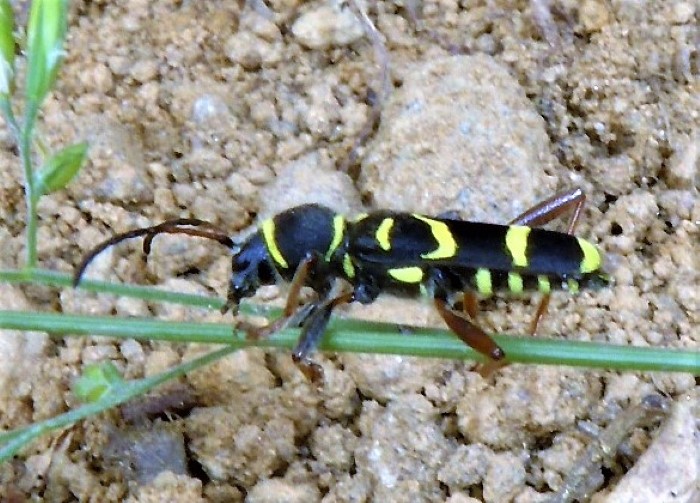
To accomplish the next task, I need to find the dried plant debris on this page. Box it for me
[549,394,672,503]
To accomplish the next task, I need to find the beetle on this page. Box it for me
[74,187,609,381]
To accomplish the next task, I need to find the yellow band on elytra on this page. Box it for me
[577,238,601,273]
[413,214,458,260]
[388,266,423,283]
[505,225,531,267]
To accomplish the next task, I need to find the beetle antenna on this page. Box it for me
[73,218,234,287]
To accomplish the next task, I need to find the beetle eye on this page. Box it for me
[232,255,248,271]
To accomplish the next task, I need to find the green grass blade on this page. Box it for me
[0,268,227,310]
[1,310,697,373]
[0,345,237,462]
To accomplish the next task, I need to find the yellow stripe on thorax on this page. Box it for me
[577,238,601,273]
[505,225,531,267]
[325,215,345,261]
[412,214,458,260]
[388,266,424,283]
[261,218,288,269]
[376,218,394,251]
[342,253,355,279]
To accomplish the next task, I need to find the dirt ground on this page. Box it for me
[0,0,698,501]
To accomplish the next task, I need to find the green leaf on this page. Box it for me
[34,141,87,195]
[0,0,15,97]
[73,361,124,403]
[25,0,68,108]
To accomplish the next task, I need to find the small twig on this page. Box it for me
[0,345,238,462]
[339,0,391,175]
[548,395,671,503]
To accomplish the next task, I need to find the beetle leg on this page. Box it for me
[509,187,586,337]
[529,292,551,336]
[239,253,320,340]
[457,291,510,376]
[236,302,316,341]
[283,253,319,316]
[434,297,505,362]
[509,187,586,234]
[292,290,353,384]
[461,290,479,320]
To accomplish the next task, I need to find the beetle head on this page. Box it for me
[222,233,275,314]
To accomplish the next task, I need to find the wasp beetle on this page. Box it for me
[74,188,610,381]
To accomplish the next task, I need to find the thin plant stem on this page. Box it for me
[1,268,699,373]
[1,310,697,373]
[0,344,238,461]
[0,268,229,310]
[0,96,21,139]
[0,96,40,268]
[21,101,39,268]
[1,268,698,373]
[0,95,41,268]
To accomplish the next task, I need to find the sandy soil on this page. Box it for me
[0,0,698,501]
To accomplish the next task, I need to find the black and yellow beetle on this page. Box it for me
[74,188,609,381]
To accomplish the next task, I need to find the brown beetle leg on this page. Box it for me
[509,187,586,337]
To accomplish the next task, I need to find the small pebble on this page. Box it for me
[292,5,364,50]
[663,133,698,189]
